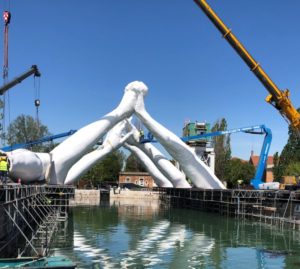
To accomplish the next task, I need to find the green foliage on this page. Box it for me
[272,152,283,181]
[210,118,257,188]
[280,126,300,164]
[276,117,300,178]
[225,159,255,188]
[125,153,147,172]
[284,162,300,176]
[6,114,50,152]
[211,118,231,181]
[82,150,125,184]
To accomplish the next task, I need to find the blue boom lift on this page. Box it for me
[181,124,272,189]
[1,130,77,151]
[141,124,272,189]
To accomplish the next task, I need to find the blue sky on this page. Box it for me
[1,0,300,160]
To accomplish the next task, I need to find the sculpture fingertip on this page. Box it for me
[125,81,148,95]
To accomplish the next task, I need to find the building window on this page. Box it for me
[126,177,131,183]
[139,178,144,186]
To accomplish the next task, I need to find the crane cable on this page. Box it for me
[34,75,41,131]
[3,12,9,79]
[2,9,11,145]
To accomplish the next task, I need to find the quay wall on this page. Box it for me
[69,189,160,205]
[69,189,100,206]
[110,189,160,200]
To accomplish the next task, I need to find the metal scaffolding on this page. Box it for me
[0,184,74,257]
[158,188,300,230]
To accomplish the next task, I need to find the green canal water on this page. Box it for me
[51,199,300,269]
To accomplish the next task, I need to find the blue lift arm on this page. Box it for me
[142,124,272,189]
[1,130,77,152]
[181,124,272,189]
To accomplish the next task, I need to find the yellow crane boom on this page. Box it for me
[194,0,300,133]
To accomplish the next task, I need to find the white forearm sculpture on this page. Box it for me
[64,121,134,185]
[6,81,225,189]
[133,87,225,189]
[124,143,173,188]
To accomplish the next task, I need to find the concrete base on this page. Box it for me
[69,189,100,206]
[110,189,160,200]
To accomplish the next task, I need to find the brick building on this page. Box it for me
[249,151,274,182]
[119,172,157,188]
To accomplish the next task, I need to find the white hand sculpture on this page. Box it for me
[6,81,225,189]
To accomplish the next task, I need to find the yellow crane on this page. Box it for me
[194,0,300,134]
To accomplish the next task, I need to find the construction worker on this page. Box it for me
[0,154,9,184]
[139,129,144,142]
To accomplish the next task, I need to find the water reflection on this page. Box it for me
[51,200,300,269]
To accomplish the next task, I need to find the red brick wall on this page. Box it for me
[119,172,156,188]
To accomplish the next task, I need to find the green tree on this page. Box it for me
[125,153,147,172]
[225,159,255,188]
[82,150,125,185]
[6,114,50,152]
[276,116,300,177]
[211,118,231,181]
[284,162,300,176]
[272,152,283,181]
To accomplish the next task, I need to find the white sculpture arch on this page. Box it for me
[5,81,225,189]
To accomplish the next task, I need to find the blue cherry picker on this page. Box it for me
[181,124,272,189]
[141,124,272,189]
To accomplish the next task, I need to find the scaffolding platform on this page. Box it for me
[0,184,75,258]
[157,188,300,230]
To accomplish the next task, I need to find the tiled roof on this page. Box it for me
[249,155,274,167]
